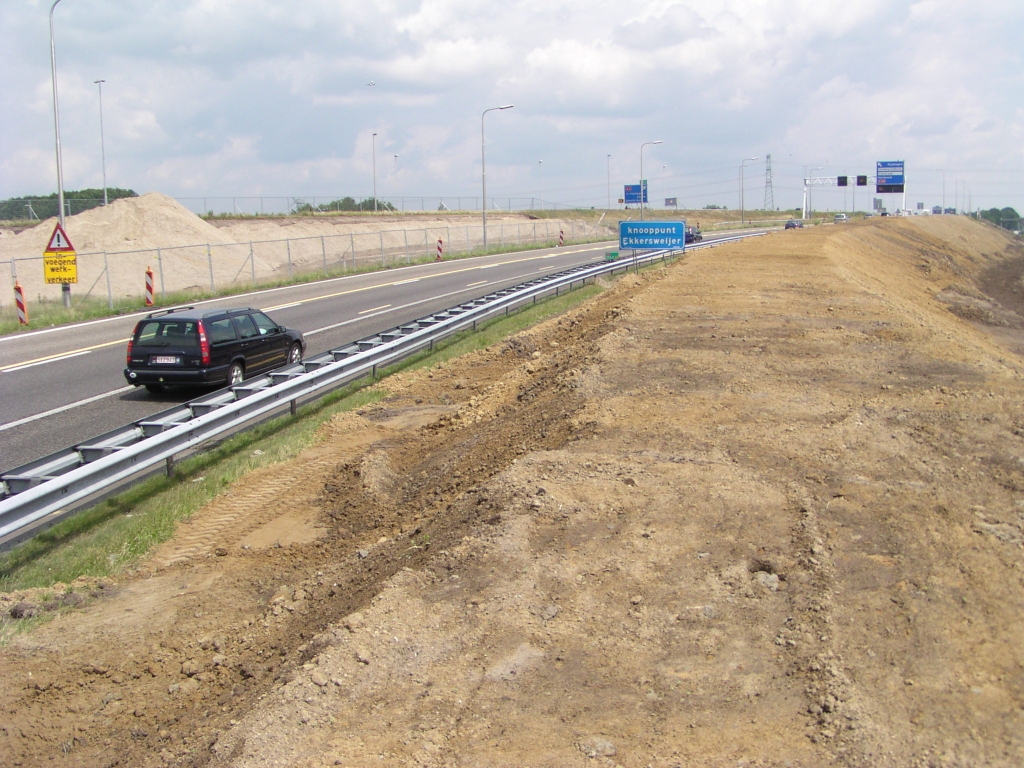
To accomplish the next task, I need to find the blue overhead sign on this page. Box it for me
[619,221,685,250]
[624,181,648,204]
[876,160,905,193]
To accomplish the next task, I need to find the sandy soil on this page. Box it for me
[0,195,608,305]
[2,216,1024,767]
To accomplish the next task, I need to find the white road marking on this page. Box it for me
[0,386,135,433]
[2,350,91,373]
[359,304,392,314]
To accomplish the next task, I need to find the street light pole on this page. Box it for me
[49,0,71,308]
[639,141,662,221]
[809,166,823,218]
[394,154,399,210]
[607,154,611,210]
[372,133,377,213]
[94,80,108,206]
[481,104,513,250]
[739,157,758,224]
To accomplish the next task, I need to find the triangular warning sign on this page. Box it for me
[46,222,75,252]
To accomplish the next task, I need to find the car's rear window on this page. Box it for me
[135,320,200,348]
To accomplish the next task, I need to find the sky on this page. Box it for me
[1,0,1022,217]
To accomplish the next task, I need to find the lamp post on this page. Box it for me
[808,166,823,218]
[393,154,399,211]
[639,141,662,220]
[481,104,513,249]
[739,157,758,224]
[49,0,71,308]
[607,154,611,210]
[537,160,543,211]
[371,133,377,213]
[94,80,108,206]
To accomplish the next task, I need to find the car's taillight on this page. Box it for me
[126,334,134,365]
[197,321,211,366]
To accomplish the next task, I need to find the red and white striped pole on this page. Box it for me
[558,229,564,247]
[436,238,443,261]
[145,266,155,306]
[14,280,28,325]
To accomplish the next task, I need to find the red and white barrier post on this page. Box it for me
[558,229,564,247]
[436,238,443,261]
[14,280,28,325]
[145,266,155,306]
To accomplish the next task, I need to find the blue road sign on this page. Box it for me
[624,181,649,205]
[876,160,905,193]
[619,221,685,250]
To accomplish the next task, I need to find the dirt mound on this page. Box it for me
[2,215,1024,767]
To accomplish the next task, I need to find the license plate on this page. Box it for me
[152,355,180,365]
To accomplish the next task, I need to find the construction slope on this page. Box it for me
[1,216,1023,767]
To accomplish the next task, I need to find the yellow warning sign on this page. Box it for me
[43,251,78,284]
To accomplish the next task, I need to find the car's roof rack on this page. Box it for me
[145,306,195,319]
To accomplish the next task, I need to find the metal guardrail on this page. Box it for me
[0,233,760,550]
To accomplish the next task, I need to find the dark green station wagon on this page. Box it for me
[124,306,305,393]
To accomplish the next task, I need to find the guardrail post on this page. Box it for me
[290,399,297,417]
[166,455,175,478]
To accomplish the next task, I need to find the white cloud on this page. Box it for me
[0,0,1021,213]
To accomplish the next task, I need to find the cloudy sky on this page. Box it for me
[1,0,1022,216]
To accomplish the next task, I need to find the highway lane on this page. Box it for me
[0,230,757,472]
[0,240,618,471]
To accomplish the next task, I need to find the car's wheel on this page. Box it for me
[227,362,244,387]
[288,343,302,365]
[144,383,164,394]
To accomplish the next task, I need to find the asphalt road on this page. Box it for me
[0,232,753,473]
[0,241,621,472]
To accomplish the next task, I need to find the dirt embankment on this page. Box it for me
[2,216,1024,767]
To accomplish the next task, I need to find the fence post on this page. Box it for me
[207,244,215,291]
[350,233,355,271]
[249,241,256,285]
[157,248,166,298]
[380,231,385,266]
[286,238,293,279]
[447,226,451,254]
[104,253,113,309]
[404,230,409,263]
[321,235,327,273]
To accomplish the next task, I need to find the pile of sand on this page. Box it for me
[0,194,611,306]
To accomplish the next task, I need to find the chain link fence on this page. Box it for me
[1,219,614,313]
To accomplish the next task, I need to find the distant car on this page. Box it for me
[124,306,305,393]
[834,214,849,223]
[685,225,703,244]
[784,220,803,229]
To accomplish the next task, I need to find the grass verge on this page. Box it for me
[0,279,607,598]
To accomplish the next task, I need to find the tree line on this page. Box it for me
[0,188,138,221]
